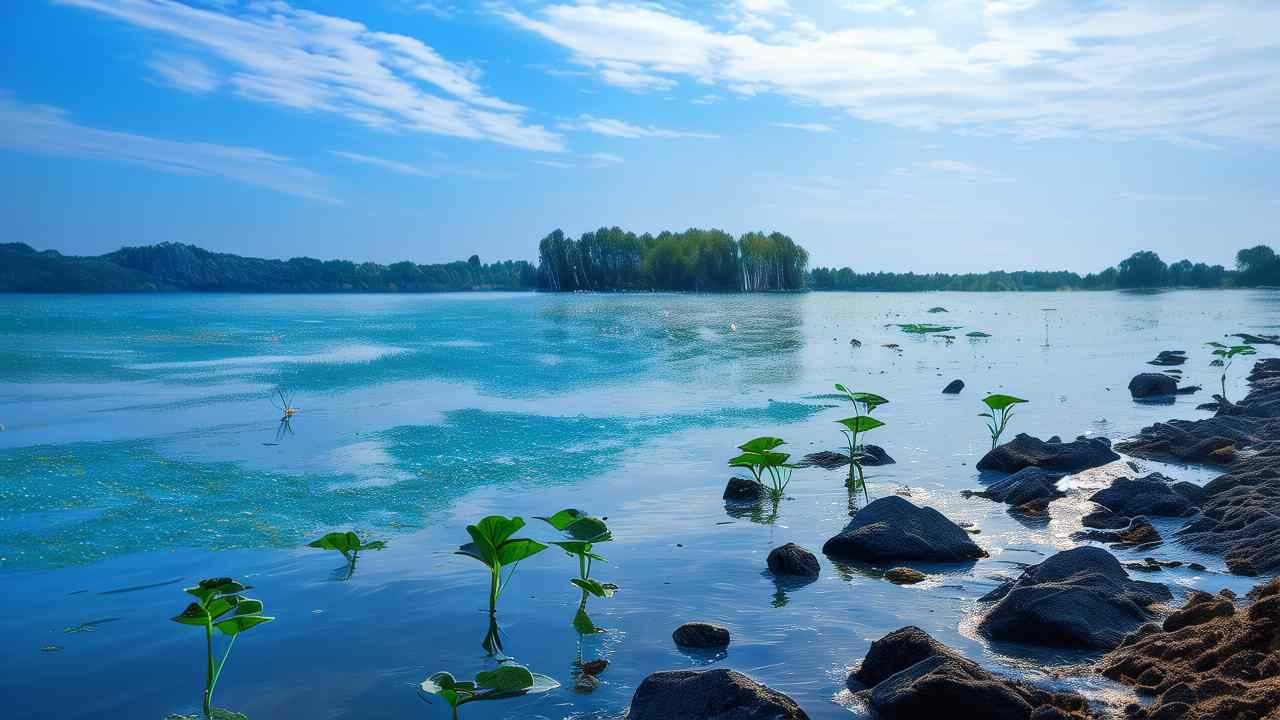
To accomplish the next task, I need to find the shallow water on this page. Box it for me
[2,290,1278,719]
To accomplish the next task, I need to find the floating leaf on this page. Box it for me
[838,416,886,433]
[738,436,785,453]
[536,509,587,532]
[475,664,535,694]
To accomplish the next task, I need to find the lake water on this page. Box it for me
[2,290,1278,719]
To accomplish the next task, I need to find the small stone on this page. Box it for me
[581,659,608,676]
[575,674,600,693]
[885,567,927,584]
[673,622,730,649]
[942,379,965,394]
[767,543,820,578]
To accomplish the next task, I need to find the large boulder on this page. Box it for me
[977,547,1172,650]
[848,627,1091,720]
[626,668,809,720]
[822,496,987,563]
[766,543,819,578]
[1129,373,1178,399]
[1087,474,1199,518]
[673,622,731,649]
[976,434,1120,474]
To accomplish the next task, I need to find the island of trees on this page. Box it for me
[2,231,1276,294]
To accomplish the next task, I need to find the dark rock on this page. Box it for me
[1196,401,1221,411]
[1073,516,1163,548]
[849,627,1092,720]
[976,434,1120,474]
[1129,373,1178,399]
[1161,594,1234,632]
[977,547,1172,649]
[581,659,608,676]
[822,496,987,563]
[1232,332,1280,345]
[1147,351,1187,367]
[1087,474,1199,518]
[767,543,819,578]
[884,567,926,584]
[724,477,764,501]
[965,467,1065,508]
[798,445,894,470]
[673,622,731,649]
[1082,508,1130,529]
[626,668,808,720]
[942,379,965,394]
[1174,384,1201,395]
[861,444,896,466]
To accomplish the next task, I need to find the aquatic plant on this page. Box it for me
[537,509,615,601]
[1206,342,1257,402]
[457,516,547,616]
[980,394,1028,449]
[897,323,959,334]
[307,530,386,580]
[171,578,273,718]
[421,663,559,719]
[834,385,888,499]
[966,331,991,338]
[729,437,794,501]
[928,306,948,313]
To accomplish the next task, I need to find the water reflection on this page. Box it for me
[764,570,817,608]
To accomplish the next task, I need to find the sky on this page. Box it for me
[1,0,1278,272]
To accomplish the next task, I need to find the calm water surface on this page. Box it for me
[2,290,1278,719]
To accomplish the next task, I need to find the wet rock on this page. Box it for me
[884,567,926,584]
[976,434,1120,474]
[1099,578,1280,720]
[822,496,987,563]
[1147,351,1187,367]
[672,622,731,649]
[581,659,608,676]
[1232,332,1280,345]
[977,547,1172,650]
[942,379,965,394]
[1081,508,1130,529]
[862,444,896,466]
[848,626,1092,720]
[965,467,1065,508]
[1073,516,1163,549]
[1087,474,1199,518]
[575,674,600,692]
[723,477,765,501]
[1129,373,1178,399]
[1174,384,1201,396]
[798,444,895,470]
[626,668,809,720]
[767,543,820,578]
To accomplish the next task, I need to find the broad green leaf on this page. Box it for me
[475,664,535,694]
[205,594,244,621]
[496,538,547,565]
[837,416,885,433]
[536,509,587,531]
[848,392,888,410]
[423,672,457,692]
[982,394,1028,411]
[573,606,598,634]
[473,516,524,547]
[565,517,611,542]
[464,525,499,564]
[171,602,210,626]
[728,452,766,468]
[184,578,246,604]
[551,540,592,556]
[571,578,616,598]
[834,383,850,395]
[456,542,494,567]
[233,599,263,616]
[738,436,785,453]
[213,614,273,637]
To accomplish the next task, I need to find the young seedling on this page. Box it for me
[833,385,888,500]
[536,509,615,601]
[307,530,386,580]
[980,394,1028,449]
[171,578,273,718]
[421,663,559,720]
[456,516,547,654]
[728,437,795,501]
[1206,342,1257,402]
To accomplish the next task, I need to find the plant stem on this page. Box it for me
[489,565,500,614]
[204,621,214,717]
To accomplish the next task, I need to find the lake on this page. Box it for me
[2,290,1278,719]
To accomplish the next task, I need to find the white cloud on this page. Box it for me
[534,152,623,169]
[891,158,1011,183]
[330,149,510,179]
[561,114,718,139]
[772,121,833,132]
[0,93,334,202]
[329,150,428,176]
[585,151,624,166]
[500,1,1280,146]
[59,0,562,151]
[147,53,219,93]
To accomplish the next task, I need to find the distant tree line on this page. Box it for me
[808,245,1276,291]
[537,227,808,292]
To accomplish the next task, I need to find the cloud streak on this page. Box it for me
[561,114,718,139]
[59,0,562,151]
[500,0,1280,146]
[0,93,334,201]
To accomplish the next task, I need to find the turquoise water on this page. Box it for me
[2,290,1278,719]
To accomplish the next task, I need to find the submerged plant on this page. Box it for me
[537,509,615,601]
[421,663,559,720]
[456,516,547,654]
[897,323,959,334]
[834,385,888,500]
[307,530,386,580]
[980,394,1028,449]
[171,578,274,718]
[1206,342,1257,402]
[729,437,795,501]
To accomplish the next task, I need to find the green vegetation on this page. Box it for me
[1207,342,1258,402]
[897,323,959,334]
[980,394,1028,449]
[421,664,559,720]
[456,516,547,654]
[834,385,888,500]
[170,578,274,718]
[536,227,808,292]
[307,530,386,580]
[537,509,615,601]
[729,436,795,501]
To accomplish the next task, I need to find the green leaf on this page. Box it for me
[728,452,766,468]
[473,516,525,547]
[213,614,274,637]
[360,540,387,551]
[423,671,457,692]
[738,436,785,453]
[571,578,616,598]
[848,392,888,410]
[456,542,493,568]
[475,664,535,694]
[184,578,246,604]
[465,524,500,564]
[496,538,547,565]
[551,540,592,556]
[982,394,1028,411]
[536,509,588,532]
[205,594,245,621]
[234,599,263,616]
[837,416,885,433]
[171,602,211,626]
[565,518,611,542]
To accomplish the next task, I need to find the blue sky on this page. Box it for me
[1,0,1278,272]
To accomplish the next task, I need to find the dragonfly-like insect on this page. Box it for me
[270,388,299,442]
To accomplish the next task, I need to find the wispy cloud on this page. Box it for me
[537,152,624,169]
[147,52,219,94]
[772,122,832,133]
[0,93,333,202]
[561,114,717,139]
[500,1,1280,146]
[59,0,562,151]
[330,149,509,179]
[890,159,1011,184]
[329,150,428,177]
